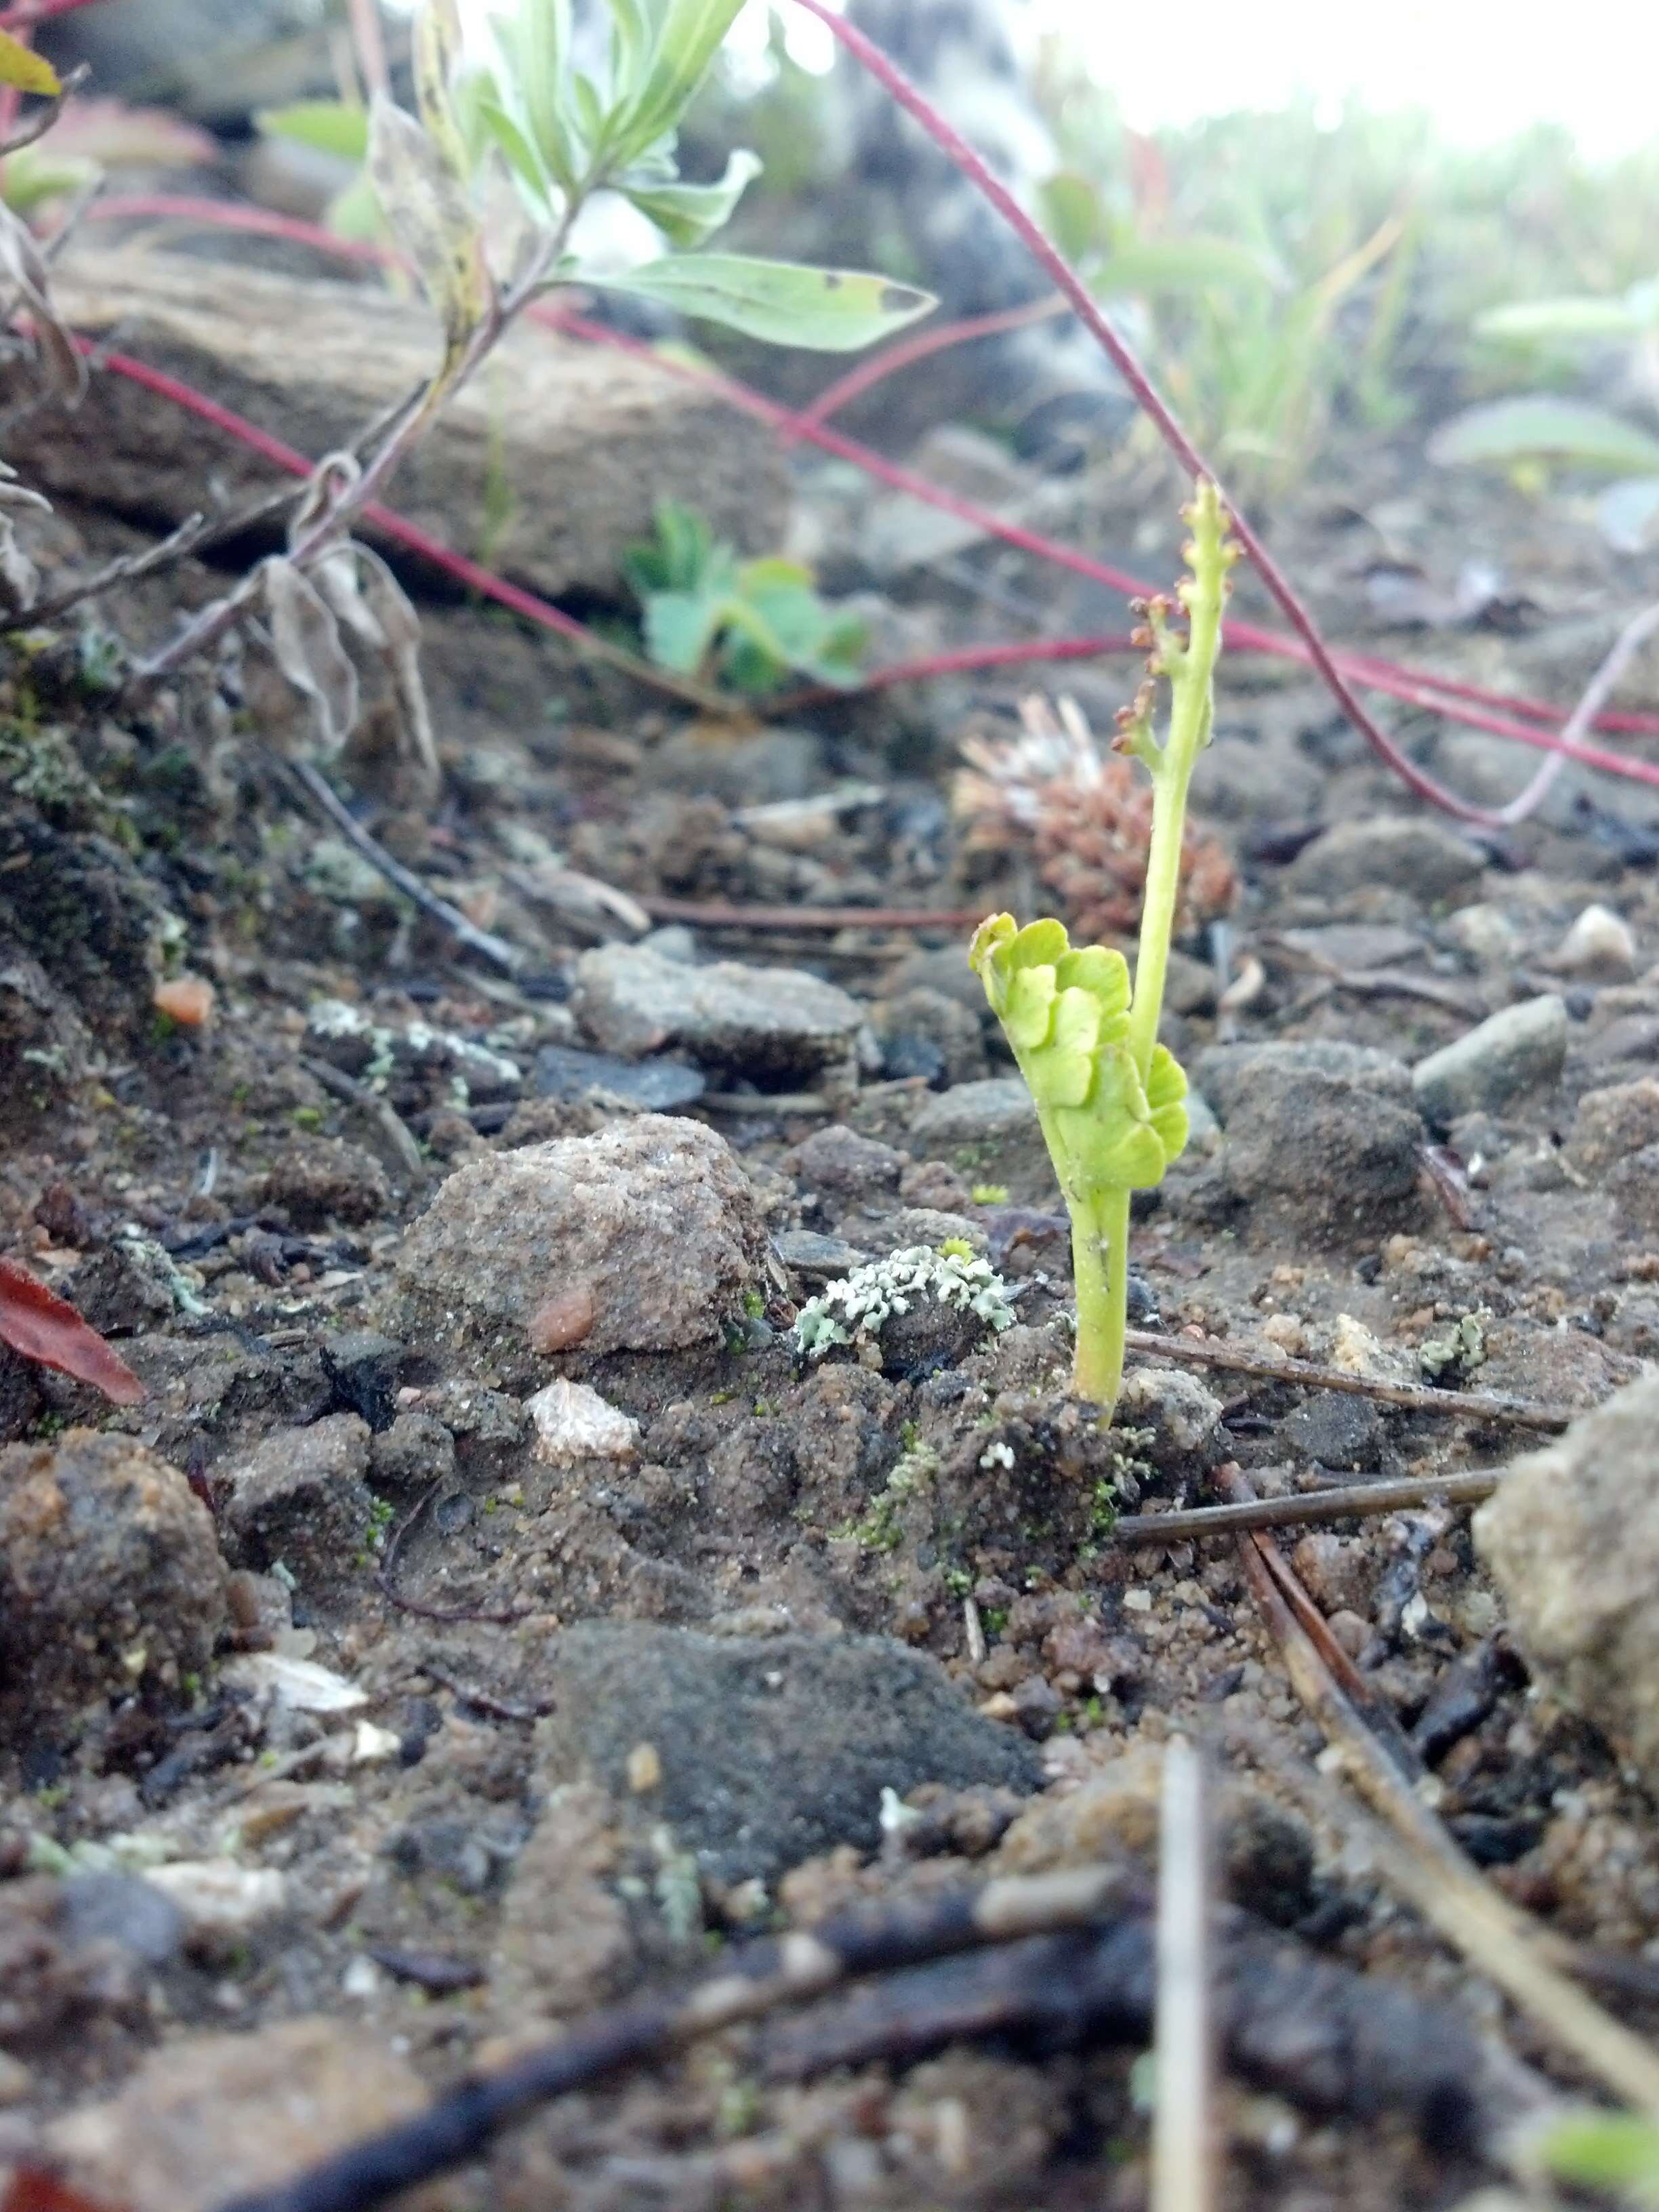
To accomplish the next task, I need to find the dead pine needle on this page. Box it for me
[1113,1466,1502,1547]
[1123,1329,1570,1433]
[1220,1462,1659,2113]
[1153,1736,1219,2212]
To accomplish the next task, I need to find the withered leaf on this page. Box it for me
[368,89,493,383]
[263,555,360,752]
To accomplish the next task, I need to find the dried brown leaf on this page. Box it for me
[0,197,85,402]
[311,541,438,787]
[368,89,493,382]
[263,555,359,752]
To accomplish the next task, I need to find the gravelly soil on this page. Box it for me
[2,439,1659,2212]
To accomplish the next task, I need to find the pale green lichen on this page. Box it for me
[792,1244,1015,1360]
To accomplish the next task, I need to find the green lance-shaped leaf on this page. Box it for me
[620,146,762,248]
[578,253,936,351]
[1428,396,1659,476]
[255,100,371,161]
[969,915,1188,1200]
[609,0,747,165]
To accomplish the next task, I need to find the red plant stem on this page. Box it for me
[784,293,1065,441]
[89,327,1659,793]
[781,0,1644,827]
[84,344,723,710]
[83,193,1659,752]
[0,0,104,28]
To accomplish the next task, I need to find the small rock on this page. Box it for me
[0,1432,226,1740]
[319,1328,405,1432]
[1277,923,1428,970]
[1609,1143,1659,1235]
[572,943,866,1091]
[533,1040,705,1111]
[60,1237,178,1334]
[992,1742,1314,1916]
[533,1622,1043,1885]
[47,2016,458,2212]
[525,1378,639,1465]
[655,724,823,804]
[259,1134,390,1228]
[782,1125,905,1203]
[910,1077,1038,1147]
[1195,1042,1424,1242]
[1412,996,1567,1124]
[1287,817,1485,907]
[214,1414,375,1586]
[142,1862,287,1956]
[394,1117,771,1378]
[1441,903,1524,966]
[1113,1368,1223,1471]
[494,1782,637,2024]
[872,986,989,1086]
[1290,1534,1380,1615]
[1475,1370,1659,1795]
[1566,1078,1659,1174]
[773,1227,870,1280]
[369,1409,456,1492]
[1279,1391,1387,1473]
[0,1877,160,2050]
[1550,903,1637,980]
[59,1873,185,1968]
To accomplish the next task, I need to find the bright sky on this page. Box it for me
[751,0,1659,160]
[429,1,1659,162]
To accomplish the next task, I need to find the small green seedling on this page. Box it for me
[969,481,1238,1419]
[623,500,865,694]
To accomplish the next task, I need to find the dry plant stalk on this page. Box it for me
[956,694,1236,945]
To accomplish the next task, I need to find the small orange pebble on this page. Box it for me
[528,1282,595,1353]
[153,975,216,1027]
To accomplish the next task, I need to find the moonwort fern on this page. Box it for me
[970,480,1238,1416]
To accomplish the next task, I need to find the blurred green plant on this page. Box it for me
[1429,277,1659,550]
[623,499,864,693]
[1025,55,1659,493]
[143,0,936,749]
[1534,2107,1659,2205]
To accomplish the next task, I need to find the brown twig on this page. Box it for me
[207,1867,1130,2212]
[640,896,984,931]
[283,757,525,975]
[0,509,209,632]
[1219,1465,1659,2112]
[417,1658,550,1722]
[300,1055,425,1179]
[377,1479,529,1627]
[1113,1466,1502,1547]
[1124,1330,1569,1431]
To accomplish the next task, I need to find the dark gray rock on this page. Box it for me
[60,1875,186,1968]
[319,1330,405,1433]
[1279,1391,1388,1474]
[1286,817,1486,907]
[773,1229,872,1281]
[60,1239,178,1336]
[572,945,867,1092]
[1193,1042,1425,1244]
[782,1125,904,1203]
[214,1414,374,1587]
[533,1622,1044,1883]
[533,1042,705,1112]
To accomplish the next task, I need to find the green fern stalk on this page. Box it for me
[970,480,1238,1418]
